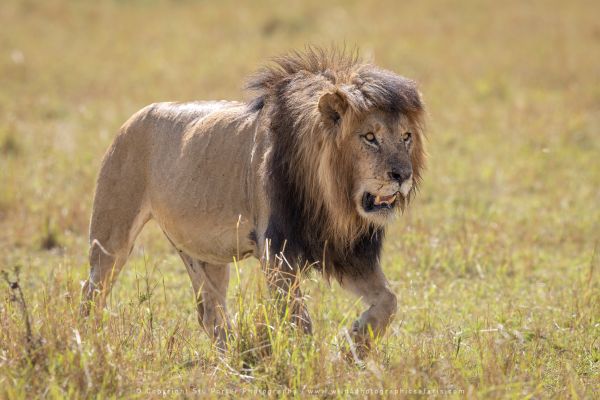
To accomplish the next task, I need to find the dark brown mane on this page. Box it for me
[247,47,426,280]
[246,46,423,124]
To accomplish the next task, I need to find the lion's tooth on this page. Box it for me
[374,195,381,205]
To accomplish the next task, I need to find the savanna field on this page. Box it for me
[1,0,599,398]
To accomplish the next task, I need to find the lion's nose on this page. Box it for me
[388,167,412,184]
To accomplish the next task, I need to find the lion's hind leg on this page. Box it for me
[80,205,150,316]
[176,251,230,351]
[80,140,151,316]
[80,241,123,316]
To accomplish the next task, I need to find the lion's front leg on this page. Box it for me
[341,264,397,353]
[263,260,313,334]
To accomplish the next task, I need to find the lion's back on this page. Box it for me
[143,101,243,134]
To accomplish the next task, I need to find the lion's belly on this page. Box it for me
[157,211,257,264]
[148,146,260,264]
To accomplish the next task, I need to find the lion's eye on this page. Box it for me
[402,132,412,144]
[364,132,377,143]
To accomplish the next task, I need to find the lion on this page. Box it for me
[81,48,426,352]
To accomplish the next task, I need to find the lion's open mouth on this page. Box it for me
[362,192,399,212]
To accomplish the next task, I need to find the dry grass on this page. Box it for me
[1,0,599,398]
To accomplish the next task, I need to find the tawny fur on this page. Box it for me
[81,47,426,351]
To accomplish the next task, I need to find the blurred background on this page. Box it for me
[0,0,598,397]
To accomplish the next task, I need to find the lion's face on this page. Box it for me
[344,111,415,225]
[318,90,424,229]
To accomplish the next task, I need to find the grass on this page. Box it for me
[1,0,599,398]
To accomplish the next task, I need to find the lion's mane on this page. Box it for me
[247,47,426,279]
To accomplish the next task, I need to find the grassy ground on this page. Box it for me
[1,0,599,398]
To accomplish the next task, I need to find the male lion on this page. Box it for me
[81,48,426,351]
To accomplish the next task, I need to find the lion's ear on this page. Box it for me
[318,91,348,128]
